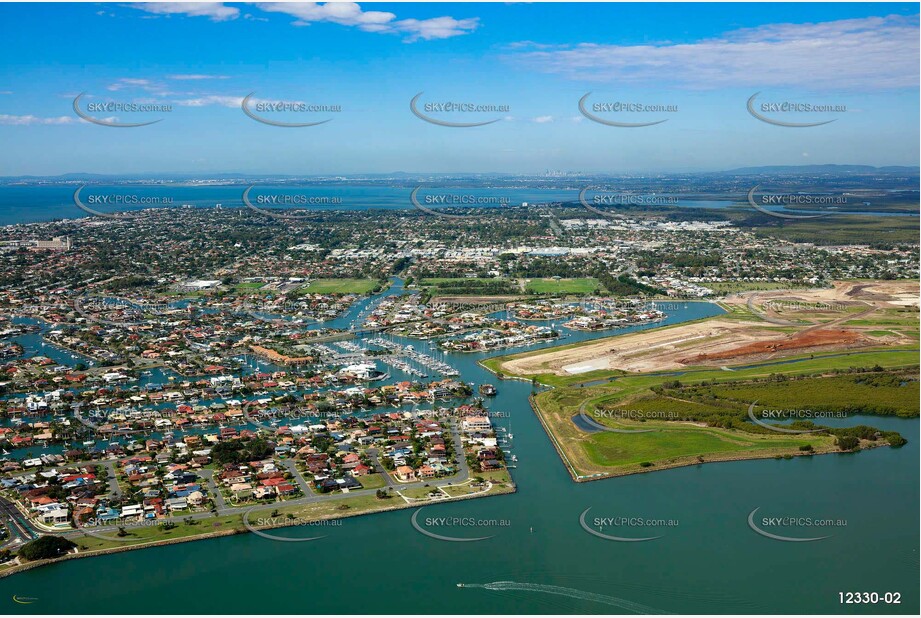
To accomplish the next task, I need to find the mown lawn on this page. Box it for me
[422,277,504,286]
[707,281,815,294]
[525,277,600,295]
[298,279,382,294]
[357,474,387,490]
[421,277,519,295]
[582,427,823,468]
[398,486,444,500]
[517,341,917,477]
[76,514,244,551]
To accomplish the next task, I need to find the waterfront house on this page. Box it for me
[395,465,416,481]
[230,483,253,499]
[120,504,144,519]
[40,507,71,526]
[166,497,188,511]
[461,416,491,432]
[253,487,273,500]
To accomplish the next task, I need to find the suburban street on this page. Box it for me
[5,422,486,544]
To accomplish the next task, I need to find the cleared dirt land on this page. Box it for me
[732,280,920,312]
[498,280,918,376]
[491,279,918,482]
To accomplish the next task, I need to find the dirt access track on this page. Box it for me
[497,280,918,376]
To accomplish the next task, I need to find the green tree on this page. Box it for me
[836,436,860,451]
[18,536,77,561]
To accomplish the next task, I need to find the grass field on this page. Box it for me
[490,311,918,480]
[398,486,444,500]
[421,277,503,286]
[420,277,519,295]
[480,469,512,483]
[744,214,921,247]
[234,282,266,291]
[357,473,387,490]
[848,307,920,331]
[707,281,815,294]
[672,373,920,418]
[440,483,483,497]
[532,379,842,478]
[298,279,383,294]
[525,277,600,294]
[582,426,823,468]
[75,514,243,551]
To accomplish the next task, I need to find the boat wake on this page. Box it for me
[458,581,669,614]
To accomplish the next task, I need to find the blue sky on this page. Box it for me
[0,2,918,175]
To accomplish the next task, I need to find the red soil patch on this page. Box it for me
[678,329,864,363]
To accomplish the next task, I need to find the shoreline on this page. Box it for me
[0,476,516,579]
[480,312,726,377]
[481,358,898,485]
[441,336,559,354]
[530,385,890,483]
[560,443,889,483]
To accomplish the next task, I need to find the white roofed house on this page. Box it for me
[338,362,386,381]
[462,416,491,432]
[41,507,71,527]
[165,497,188,512]
[120,504,144,520]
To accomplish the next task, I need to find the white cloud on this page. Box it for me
[131,2,239,22]
[175,94,305,108]
[107,78,154,92]
[392,16,480,42]
[167,74,230,80]
[256,2,394,29]
[255,2,478,41]
[507,14,919,90]
[104,78,181,97]
[0,114,74,126]
[533,115,554,123]
[176,94,244,107]
[505,40,556,50]
[129,2,477,41]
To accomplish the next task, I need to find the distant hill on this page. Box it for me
[721,164,919,176]
[2,165,918,183]
[0,172,290,182]
[0,171,503,182]
[3,172,114,181]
